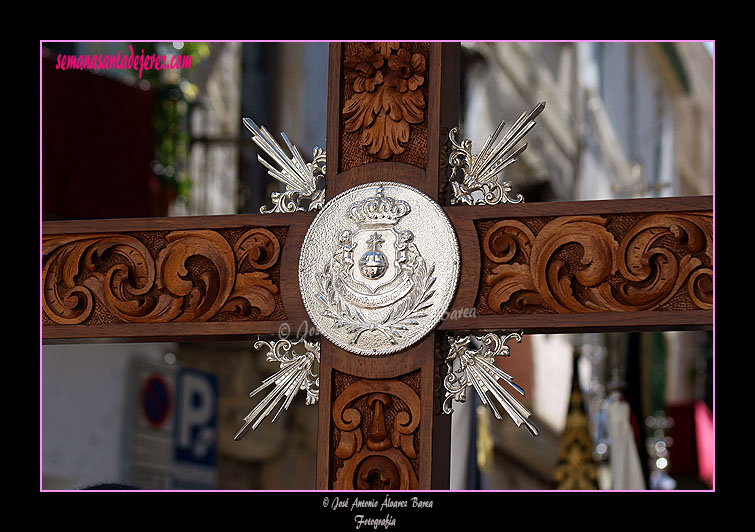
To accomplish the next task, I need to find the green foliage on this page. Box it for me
[132,42,210,200]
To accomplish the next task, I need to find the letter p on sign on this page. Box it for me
[174,368,218,466]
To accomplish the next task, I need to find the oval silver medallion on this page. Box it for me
[299,182,460,356]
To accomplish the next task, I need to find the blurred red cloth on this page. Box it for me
[667,400,714,487]
[695,401,713,487]
[42,54,157,219]
[667,401,697,477]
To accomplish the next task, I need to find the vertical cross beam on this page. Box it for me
[315,42,459,489]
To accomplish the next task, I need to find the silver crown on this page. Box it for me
[347,186,411,226]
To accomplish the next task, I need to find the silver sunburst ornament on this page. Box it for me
[443,331,539,436]
[243,118,326,213]
[448,102,545,206]
[234,337,320,441]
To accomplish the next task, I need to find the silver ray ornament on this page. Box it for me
[243,118,326,213]
[448,102,545,206]
[443,331,539,436]
[234,337,320,441]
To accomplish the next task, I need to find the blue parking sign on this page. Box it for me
[173,368,218,487]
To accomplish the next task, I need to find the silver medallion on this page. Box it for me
[299,182,460,356]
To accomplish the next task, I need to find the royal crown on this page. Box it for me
[347,186,411,226]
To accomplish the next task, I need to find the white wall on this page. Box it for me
[532,334,574,432]
[577,42,678,200]
[41,343,176,489]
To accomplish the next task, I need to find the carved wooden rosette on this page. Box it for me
[477,211,713,316]
[340,42,429,169]
[327,42,458,201]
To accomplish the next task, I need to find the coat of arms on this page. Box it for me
[299,182,459,356]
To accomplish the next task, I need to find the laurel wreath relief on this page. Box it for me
[342,43,426,159]
[314,258,436,345]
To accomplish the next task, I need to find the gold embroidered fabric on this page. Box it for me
[553,356,599,490]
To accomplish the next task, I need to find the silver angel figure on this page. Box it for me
[448,102,545,206]
[243,118,326,213]
[443,331,539,436]
[234,337,320,440]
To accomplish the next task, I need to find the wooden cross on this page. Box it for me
[41,42,713,490]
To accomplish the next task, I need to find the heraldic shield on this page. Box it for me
[299,182,460,356]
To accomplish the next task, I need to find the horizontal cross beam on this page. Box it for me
[42,195,712,343]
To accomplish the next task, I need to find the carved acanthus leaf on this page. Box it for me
[480,212,713,315]
[342,43,427,160]
[42,228,283,326]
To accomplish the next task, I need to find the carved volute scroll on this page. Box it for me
[42,227,286,327]
[477,211,713,316]
[340,42,429,170]
[330,374,421,490]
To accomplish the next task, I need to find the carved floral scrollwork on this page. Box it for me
[342,43,427,160]
[221,228,282,317]
[43,233,158,325]
[482,212,713,314]
[42,228,283,325]
[331,378,420,490]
